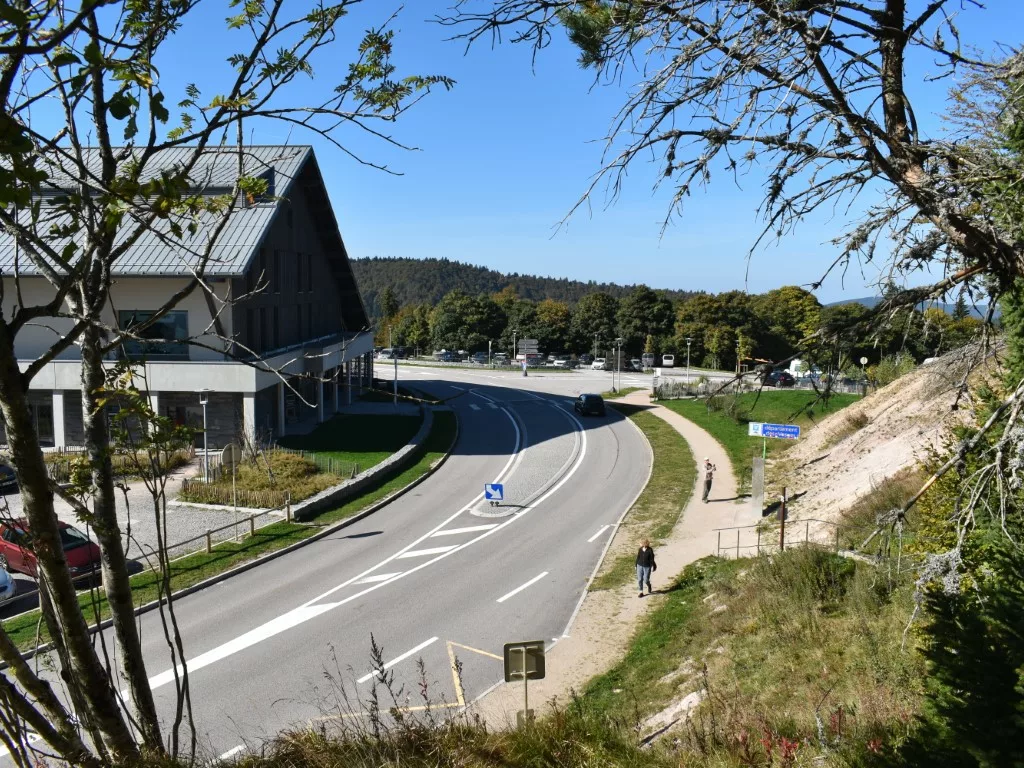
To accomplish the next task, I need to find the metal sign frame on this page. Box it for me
[503,640,545,682]
[748,422,801,440]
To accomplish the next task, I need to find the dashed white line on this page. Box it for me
[587,525,611,543]
[450,385,466,391]
[397,545,458,559]
[357,637,439,683]
[354,572,402,584]
[497,571,549,603]
[487,403,498,409]
[219,745,245,760]
[469,403,481,411]
[431,524,498,537]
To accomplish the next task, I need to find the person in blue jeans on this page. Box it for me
[635,539,656,597]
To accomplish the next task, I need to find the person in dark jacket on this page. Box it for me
[635,539,656,597]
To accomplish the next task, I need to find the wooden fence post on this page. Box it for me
[249,515,255,538]
[286,492,292,522]
[205,530,212,554]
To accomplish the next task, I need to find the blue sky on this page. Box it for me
[134,3,1023,301]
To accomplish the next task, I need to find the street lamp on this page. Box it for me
[593,332,599,360]
[736,338,742,376]
[198,389,210,482]
[686,337,693,385]
[512,328,518,360]
[389,325,397,407]
[614,337,624,392]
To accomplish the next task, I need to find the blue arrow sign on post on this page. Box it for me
[748,422,801,440]
[485,483,504,501]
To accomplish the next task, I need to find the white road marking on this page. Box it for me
[146,400,589,692]
[431,524,497,537]
[354,572,402,584]
[357,637,439,683]
[219,745,245,759]
[587,525,610,543]
[487,403,498,409]
[450,385,465,391]
[398,545,458,559]
[0,732,41,758]
[497,571,549,603]
[469,403,481,411]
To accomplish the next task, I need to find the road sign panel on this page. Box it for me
[517,338,539,350]
[221,443,242,471]
[748,422,801,440]
[484,483,504,501]
[503,641,546,682]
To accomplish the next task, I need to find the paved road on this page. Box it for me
[3,368,652,762]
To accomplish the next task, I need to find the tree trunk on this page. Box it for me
[80,323,164,752]
[0,322,139,761]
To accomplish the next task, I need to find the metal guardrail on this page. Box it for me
[714,518,840,558]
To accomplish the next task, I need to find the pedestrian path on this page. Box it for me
[473,390,758,724]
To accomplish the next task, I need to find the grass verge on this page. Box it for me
[2,410,457,652]
[660,390,859,490]
[279,413,422,469]
[589,405,695,591]
[601,386,644,399]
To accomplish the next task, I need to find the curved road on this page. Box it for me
[7,368,652,760]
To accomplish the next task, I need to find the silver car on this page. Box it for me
[0,567,16,604]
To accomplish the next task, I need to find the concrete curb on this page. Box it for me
[1,408,460,667]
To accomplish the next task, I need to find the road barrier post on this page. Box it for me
[716,530,721,557]
[205,530,212,554]
[285,492,292,522]
[735,529,740,559]
[805,521,809,545]
[249,515,256,538]
[779,488,787,552]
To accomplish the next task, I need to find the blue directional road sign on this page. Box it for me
[485,483,505,501]
[748,422,801,440]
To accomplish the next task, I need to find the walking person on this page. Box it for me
[635,539,656,597]
[702,457,716,503]
[521,359,528,377]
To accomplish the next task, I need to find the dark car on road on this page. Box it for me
[437,351,462,363]
[579,353,594,366]
[574,393,606,417]
[0,519,102,578]
[471,352,488,365]
[764,370,796,388]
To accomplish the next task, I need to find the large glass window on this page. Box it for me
[118,310,189,358]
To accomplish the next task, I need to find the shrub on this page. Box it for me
[870,353,916,387]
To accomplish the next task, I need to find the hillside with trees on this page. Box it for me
[352,257,695,319]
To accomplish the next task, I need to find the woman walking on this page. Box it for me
[635,539,656,597]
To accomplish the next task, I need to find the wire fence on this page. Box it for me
[653,376,869,400]
[714,518,841,559]
[42,447,196,485]
[177,480,289,510]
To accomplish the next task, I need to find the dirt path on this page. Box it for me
[471,392,756,726]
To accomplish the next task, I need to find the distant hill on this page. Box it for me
[351,257,696,319]
[829,295,998,320]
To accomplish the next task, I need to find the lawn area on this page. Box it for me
[3,410,457,652]
[601,386,644,399]
[278,412,422,471]
[590,405,696,590]
[660,390,859,490]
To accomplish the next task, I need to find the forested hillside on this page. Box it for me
[352,257,694,318]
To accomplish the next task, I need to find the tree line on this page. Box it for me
[376,282,985,371]
[352,256,695,321]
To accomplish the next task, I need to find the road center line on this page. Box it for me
[398,545,457,559]
[497,572,549,603]
[431,524,497,537]
[469,403,481,411]
[354,572,402,584]
[587,525,610,543]
[357,637,439,684]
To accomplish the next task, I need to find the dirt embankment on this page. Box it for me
[776,344,1001,523]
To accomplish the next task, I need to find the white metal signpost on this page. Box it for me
[504,640,546,728]
[485,483,504,507]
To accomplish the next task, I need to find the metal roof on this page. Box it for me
[0,145,311,277]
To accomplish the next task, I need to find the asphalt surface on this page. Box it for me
[2,368,652,762]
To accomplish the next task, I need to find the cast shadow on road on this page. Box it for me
[0,557,150,618]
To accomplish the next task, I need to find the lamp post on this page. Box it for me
[512,328,518,360]
[736,338,742,376]
[390,326,397,407]
[686,337,692,385]
[614,337,624,392]
[488,339,493,367]
[198,389,210,482]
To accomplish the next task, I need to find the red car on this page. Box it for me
[0,519,102,579]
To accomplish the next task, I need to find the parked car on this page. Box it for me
[0,567,15,604]
[493,352,510,365]
[525,354,546,367]
[437,351,462,363]
[662,354,675,368]
[554,357,579,369]
[579,353,594,366]
[471,352,488,365]
[641,353,656,368]
[574,393,606,417]
[376,347,395,360]
[764,370,796,388]
[0,519,102,578]
[591,357,608,370]
[0,464,16,495]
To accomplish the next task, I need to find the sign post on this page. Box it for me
[504,640,546,728]
[484,483,504,507]
[222,443,242,540]
[748,424,800,517]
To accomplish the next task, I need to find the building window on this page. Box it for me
[296,252,303,293]
[259,308,268,353]
[306,253,313,293]
[118,310,189,359]
[272,307,279,349]
[296,304,303,340]
[273,250,281,294]
[307,304,313,338]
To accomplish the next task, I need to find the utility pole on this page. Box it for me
[686,337,692,385]
[512,328,518,360]
[390,325,397,407]
[614,336,624,393]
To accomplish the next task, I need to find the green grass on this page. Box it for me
[601,386,644,399]
[278,413,422,470]
[660,390,860,490]
[2,411,457,652]
[590,406,695,590]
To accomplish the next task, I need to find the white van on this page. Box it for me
[662,354,675,368]
[592,357,607,370]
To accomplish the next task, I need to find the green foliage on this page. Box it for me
[869,353,917,387]
[429,289,506,352]
[616,284,674,356]
[570,291,620,353]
